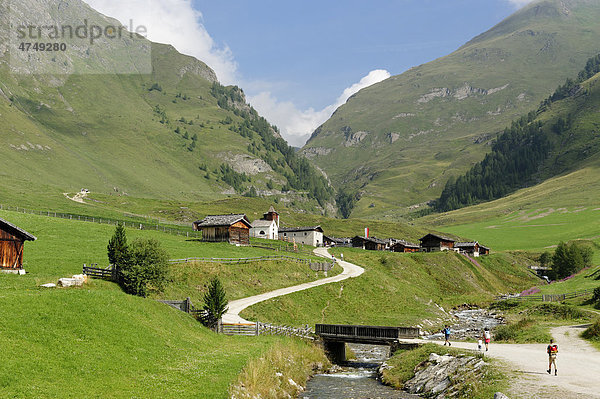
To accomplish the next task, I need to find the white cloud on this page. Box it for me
[248,70,391,147]
[506,0,536,8]
[84,0,238,84]
[83,1,389,147]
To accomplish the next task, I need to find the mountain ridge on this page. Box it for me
[303,0,600,219]
[0,0,333,213]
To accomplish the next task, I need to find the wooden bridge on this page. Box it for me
[315,323,421,363]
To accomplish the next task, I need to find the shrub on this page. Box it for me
[593,287,600,303]
[582,319,600,341]
[494,318,534,342]
[118,238,169,297]
[549,241,593,280]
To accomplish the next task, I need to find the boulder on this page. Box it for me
[494,393,510,399]
[57,278,83,287]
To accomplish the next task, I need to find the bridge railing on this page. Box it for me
[315,324,420,340]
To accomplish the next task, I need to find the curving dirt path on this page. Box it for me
[408,324,600,398]
[222,247,364,323]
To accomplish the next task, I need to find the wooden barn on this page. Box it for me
[193,214,251,245]
[454,242,491,257]
[419,233,455,252]
[390,240,420,253]
[0,217,37,270]
[351,236,387,251]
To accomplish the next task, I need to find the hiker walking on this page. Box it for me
[482,327,491,351]
[442,325,451,346]
[547,339,558,375]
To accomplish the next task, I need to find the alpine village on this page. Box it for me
[1,1,600,398]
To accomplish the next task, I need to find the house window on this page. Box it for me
[304,232,307,236]
[260,231,265,235]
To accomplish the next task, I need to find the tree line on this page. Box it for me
[435,53,600,213]
[211,83,333,206]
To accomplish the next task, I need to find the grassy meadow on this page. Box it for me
[0,209,336,397]
[241,248,539,328]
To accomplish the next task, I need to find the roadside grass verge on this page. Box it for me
[381,344,507,399]
[491,303,592,343]
[242,249,538,327]
[229,340,330,399]
[582,319,600,350]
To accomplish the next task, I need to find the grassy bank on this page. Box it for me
[229,340,330,399]
[491,302,592,343]
[242,249,539,327]
[582,319,600,350]
[0,286,281,398]
[381,344,507,398]
[0,209,338,397]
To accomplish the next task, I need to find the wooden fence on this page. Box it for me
[498,287,596,302]
[0,203,200,238]
[250,242,314,256]
[218,321,313,339]
[82,264,116,281]
[169,255,334,271]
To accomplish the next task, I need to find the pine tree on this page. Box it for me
[107,223,128,267]
[202,277,228,330]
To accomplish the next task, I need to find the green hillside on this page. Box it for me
[302,0,600,219]
[242,248,539,327]
[0,209,333,398]
[435,55,600,212]
[0,0,332,215]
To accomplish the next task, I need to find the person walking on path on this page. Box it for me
[442,325,451,346]
[482,327,491,351]
[547,339,558,375]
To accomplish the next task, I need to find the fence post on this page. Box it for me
[256,322,260,336]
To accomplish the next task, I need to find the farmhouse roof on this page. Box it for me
[280,226,323,233]
[251,219,275,228]
[194,214,251,228]
[419,233,456,243]
[352,236,387,245]
[391,240,420,248]
[324,236,350,244]
[0,217,37,241]
[455,242,479,248]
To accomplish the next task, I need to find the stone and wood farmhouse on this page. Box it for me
[193,214,251,245]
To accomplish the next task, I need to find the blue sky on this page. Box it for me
[87,0,533,145]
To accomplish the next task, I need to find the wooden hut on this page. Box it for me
[0,217,36,270]
[193,214,251,245]
[351,236,387,251]
[390,240,420,253]
[419,233,455,252]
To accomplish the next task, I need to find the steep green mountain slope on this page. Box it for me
[302,0,600,219]
[0,0,332,211]
[435,55,600,212]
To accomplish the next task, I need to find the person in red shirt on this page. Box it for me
[547,339,558,376]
